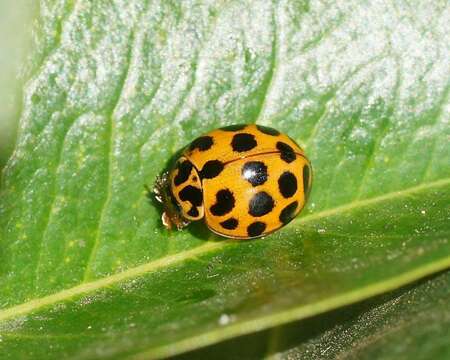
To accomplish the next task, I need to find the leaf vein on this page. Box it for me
[34,114,84,292]
[354,58,402,200]
[82,28,136,282]
[0,177,448,322]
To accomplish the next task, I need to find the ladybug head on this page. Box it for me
[152,172,190,230]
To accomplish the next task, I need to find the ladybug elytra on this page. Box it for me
[154,124,312,239]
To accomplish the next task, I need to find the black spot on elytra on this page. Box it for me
[247,221,266,237]
[278,171,297,198]
[220,124,247,132]
[279,201,298,224]
[220,217,238,230]
[303,165,310,197]
[187,206,199,217]
[231,133,257,152]
[189,136,214,151]
[210,189,235,216]
[200,160,224,179]
[277,141,296,163]
[256,125,280,136]
[249,191,274,217]
[174,160,193,186]
[179,185,203,207]
[242,161,268,186]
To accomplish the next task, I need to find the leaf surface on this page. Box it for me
[276,271,450,360]
[0,0,449,358]
[175,271,450,360]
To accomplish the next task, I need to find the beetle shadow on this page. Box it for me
[186,221,217,241]
[145,146,215,242]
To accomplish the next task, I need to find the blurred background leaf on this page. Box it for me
[0,0,449,359]
[0,1,37,171]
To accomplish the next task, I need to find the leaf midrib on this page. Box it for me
[134,257,450,360]
[0,177,448,324]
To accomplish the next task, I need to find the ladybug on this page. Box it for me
[153,124,312,239]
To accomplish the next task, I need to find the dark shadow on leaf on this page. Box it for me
[186,221,213,241]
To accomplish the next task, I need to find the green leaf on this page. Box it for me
[0,0,449,358]
[274,270,450,360]
[175,270,450,360]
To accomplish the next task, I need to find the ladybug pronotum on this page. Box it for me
[154,124,312,239]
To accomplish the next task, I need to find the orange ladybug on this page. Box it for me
[153,124,312,239]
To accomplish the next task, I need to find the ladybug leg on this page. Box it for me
[162,207,190,231]
[152,171,191,231]
[161,211,172,230]
[175,217,190,230]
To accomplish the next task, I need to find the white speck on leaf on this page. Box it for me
[218,314,235,326]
